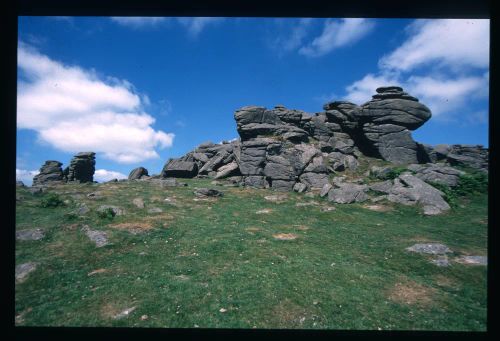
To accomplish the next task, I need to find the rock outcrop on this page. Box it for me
[152,85,487,211]
[67,152,96,183]
[32,161,64,186]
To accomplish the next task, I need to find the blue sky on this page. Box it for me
[16,17,489,185]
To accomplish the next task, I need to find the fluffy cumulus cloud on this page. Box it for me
[94,169,128,182]
[299,18,375,57]
[342,19,489,120]
[111,17,222,36]
[379,19,490,72]
[17,43,174,163]
[16,169,40,185]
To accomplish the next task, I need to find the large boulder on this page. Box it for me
[161,159,198,178]
[32,160,64,186]
[67,152,96,183]
[128,167,149,180]
[327,182,369,204]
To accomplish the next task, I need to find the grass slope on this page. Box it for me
[15,178,487,330]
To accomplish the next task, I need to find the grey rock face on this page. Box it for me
[320,183,332,197]
[16,229,45,241]
[214,161,240,179]
[270,180,295,192]
[32,160,64,186]
[387,173,450,215]
[244,176,268,188]
[16,181,25,187]
[455,255,487,265]
[128,167,149,180]
[409,163,465,187]
[67,152,96,183]
[132,197,145,208]
[327,183,368,203]
[161,159,198,178]
[299,172,329,189]
[406,243,452,255]
[293,182,308,193]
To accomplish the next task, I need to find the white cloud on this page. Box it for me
[110,17,222,36]
[16,169,40,185]
[299,18,375,57]
[273,18,313,53]
[341,19,489,121]
[94,169,128,182]
[177,17,222,37]
[405,74,489,117]
[343,73,400,104]
[17,44,175,164]
[379,19,490,72]
[110,17,168,27]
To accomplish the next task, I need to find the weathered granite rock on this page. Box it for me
[194,188,224,197]
[214,161,240,179]
[32,160,64,185]
[97,205,125,216]
[128,167,149,180]
[293,182,308,193]
[407,163,465,187]
[327,183,368,203]
[244,175,268,189]
[406,243,452,255]
[320,183,332,197]
[67,152,96,183]
[387,173,450,215]
[81,225,109,247]
[16,229,45,241]
[15,262,38,283]
[161,159,198,178]
[299,172,329,189]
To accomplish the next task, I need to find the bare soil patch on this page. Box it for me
[108,222,154,234]
[387,278,436,306]
[273,233,298,240]
[362,204,393,212]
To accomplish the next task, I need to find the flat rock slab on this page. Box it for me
[273,233,298,240]
[362,204,392,212]
[264,194,288,203]
[16,262,38,283]
[81,226,109,247]
[16,229,45,241]
[320,206,336,212]
[147,207,163,213]
[431,256,451,267]
[256,209,273,214]
[454,256,487,265]
[406,243,452,255]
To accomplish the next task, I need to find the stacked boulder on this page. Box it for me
[32,161,64,186]
[65,152,96,183]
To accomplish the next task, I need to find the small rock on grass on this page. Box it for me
[454,255,487,265]
[81,225,109,247]
[15,262,38,283]
[147,207,163,213]
[431,256,450,267]
[194,188,224,197]
[132,197,145,209]
[406,243,452,255]
[16,228,45,241]
[113,307,136,320]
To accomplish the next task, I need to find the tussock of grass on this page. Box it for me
[15,178,487,330]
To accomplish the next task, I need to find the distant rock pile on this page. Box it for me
[128,167,149,180]
[66,152,96,183]
[32,161,64,186]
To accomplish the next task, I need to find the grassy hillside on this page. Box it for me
[15,178,487,330]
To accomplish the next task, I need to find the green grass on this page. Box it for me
[15,179,487,330]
